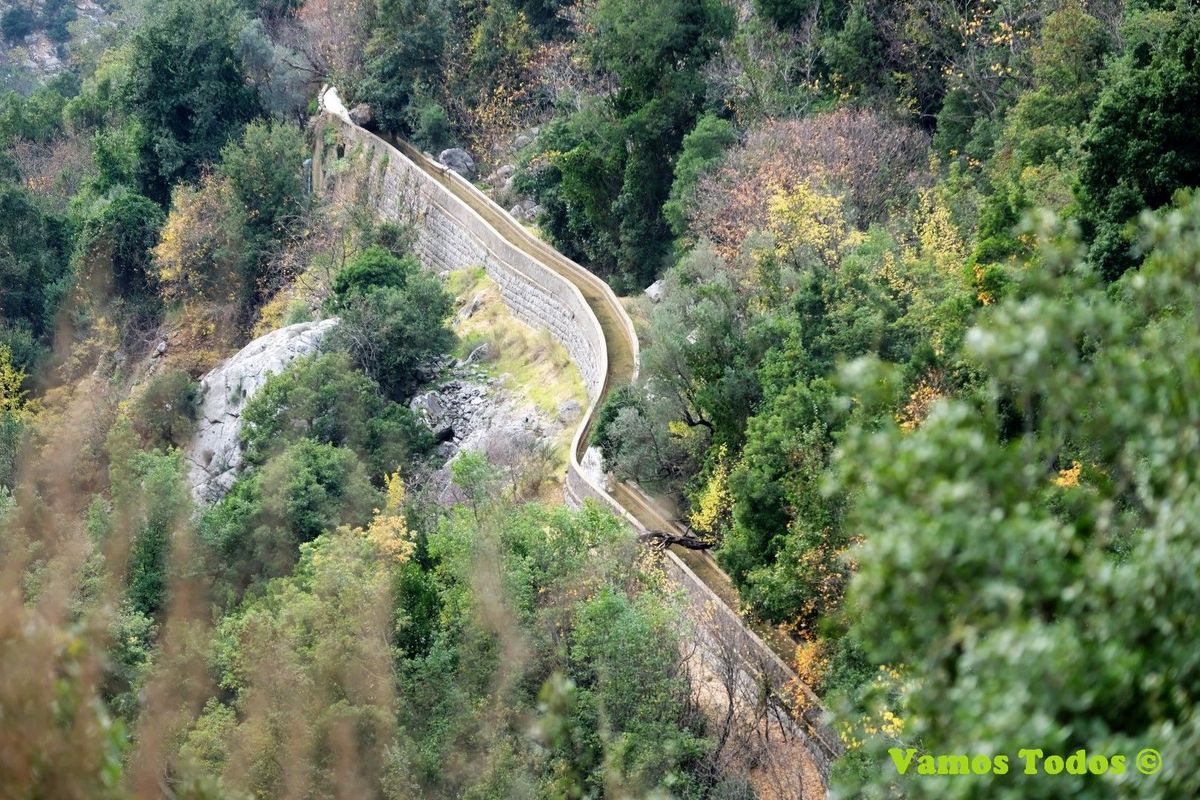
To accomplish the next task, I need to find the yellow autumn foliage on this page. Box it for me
[153,173,242,303]
[362,472,415,564]
[0,345,28,416]
[689,444,731,536]
[896,372,948,432]
[794,637,830,692]
[1053,460,1082,488]
[666,419,692,439]
[914,186,968,276]
[765,184,859,266]
[837,665,908,750]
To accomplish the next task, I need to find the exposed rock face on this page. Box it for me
[410,369,563,505]
[349,103,373,126]
[579,445,609,490]
[508,198,543,222]
[456,291,486,322]
[644,279,667,303]
[557,399,582,423]
[511,127,539,150]
[186,319,339,503]
[437,148,476,179]
[491,164,515,184]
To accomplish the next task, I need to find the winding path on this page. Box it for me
[318,88,841,793]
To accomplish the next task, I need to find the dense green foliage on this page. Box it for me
[122,0,263,203]
[75,188,166,300]
[128,368,199,449]
[200,438,378,587]
[0,181,70,353]
[834,199,1200,798]
[521,0,733,288]
[184,494,714,798]
[9,0,1200,795]
[1078,3,1200,279]
[330,249,456,401]
[568,1,1200,793]
[329,244,420,300]
[358,0,448,140]
[217,119,308,283]
[240,350,434,476]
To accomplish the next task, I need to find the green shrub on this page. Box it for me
[200,440,378,588]
[0,7,35,43]
[240,351,433,476]
[411,99,451,152]
[333,274,455,402]
[129,368,198,449]
[330,244,417,302]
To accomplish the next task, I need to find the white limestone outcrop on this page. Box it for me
[186,318,338,503]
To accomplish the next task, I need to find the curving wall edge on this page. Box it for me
[312,88,840,779]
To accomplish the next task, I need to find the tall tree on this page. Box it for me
[527,0,732,288]
[1079,5,1200,279]
[122,0,262,203]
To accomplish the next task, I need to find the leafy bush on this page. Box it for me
[129,368,199,449]
[218,120,307,273]
[663,113,737,236]
[589,383,641,462]
[75,188,165,300]
[0,411,22,490]
[200,440,378,587]
[106,421,192,617]
[409,97,451,152]
[240,351,433,477]
[1079,4,1200,279]
[0,7,34,43]
[329,244,417,302]
[332,272,455,402]
[122,0,262,202]
[833,203,1200,798]
[0,183,71,341]
[41,0,75,42]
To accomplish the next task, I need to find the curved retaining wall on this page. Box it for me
[313,120,608,398]
[312,89,840,779]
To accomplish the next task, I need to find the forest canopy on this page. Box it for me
[5,0,1200,797]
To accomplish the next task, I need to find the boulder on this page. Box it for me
[644,279,667,304]
[509,198,539,222]
[185,318,339,503]
[490,164,516,183]
[349,103,374,126]
[437,148,476,179]
[457,291,486,322]
[410,391,447,426]
[465,342,491,364]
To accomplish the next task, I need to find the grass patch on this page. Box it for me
[448,267,587,472]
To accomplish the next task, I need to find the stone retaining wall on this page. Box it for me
[313,121,606,398]
[313,100,840,782]
[565,468,841,777]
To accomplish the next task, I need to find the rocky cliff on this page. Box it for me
[185,318,338,503]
